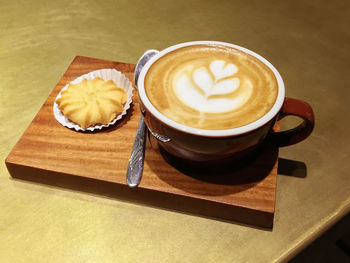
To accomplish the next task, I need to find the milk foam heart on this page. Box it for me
[173,60,249,113]
[210,60,238,81]
[144,44,278,130]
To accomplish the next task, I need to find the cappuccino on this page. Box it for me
[144,44,278,130]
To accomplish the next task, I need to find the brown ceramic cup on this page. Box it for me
[135,41,314,163]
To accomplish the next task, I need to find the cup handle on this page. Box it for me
[269,97,315,147]
[134,49,159,88]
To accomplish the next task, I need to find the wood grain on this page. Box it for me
[5,56,278,228]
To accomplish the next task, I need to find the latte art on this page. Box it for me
[173,60,252,113]
[144,44,278,130]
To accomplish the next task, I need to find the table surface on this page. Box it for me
[1,0,349,262]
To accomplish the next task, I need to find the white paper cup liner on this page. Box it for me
[53,69,133,131]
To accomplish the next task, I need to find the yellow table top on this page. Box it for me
[1,0,349,262]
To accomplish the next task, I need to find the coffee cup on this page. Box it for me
[134,41,314,163]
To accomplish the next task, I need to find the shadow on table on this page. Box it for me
[278,158,307,178]
[155,143,277,186]
[148,141,307,192]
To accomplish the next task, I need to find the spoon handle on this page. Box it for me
[127,49,158,187]
[126,116,147,187]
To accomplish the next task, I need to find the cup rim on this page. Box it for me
[137,41,285,137]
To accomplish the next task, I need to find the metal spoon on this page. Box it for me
[126,50,158,188]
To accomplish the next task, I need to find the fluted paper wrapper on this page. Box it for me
[53,69,133,131]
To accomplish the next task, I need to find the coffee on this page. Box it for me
[144,44,278,130]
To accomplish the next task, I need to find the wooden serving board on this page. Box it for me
[6,56,278,228]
